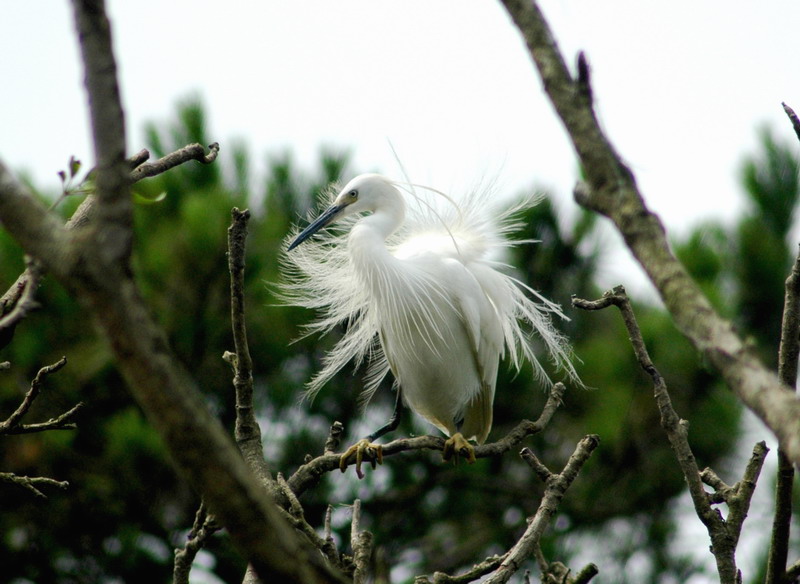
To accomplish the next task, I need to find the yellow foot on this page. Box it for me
[443,432,477,464]
[339,438,383,479]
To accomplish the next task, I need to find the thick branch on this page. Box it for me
[501,0,800,468]
[71,0,132,264]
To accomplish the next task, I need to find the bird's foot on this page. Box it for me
[340,438,383,479]
[442,432,476,464]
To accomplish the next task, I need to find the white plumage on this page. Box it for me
[282,174,577,451]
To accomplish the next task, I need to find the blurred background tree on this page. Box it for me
[1,99,796,583]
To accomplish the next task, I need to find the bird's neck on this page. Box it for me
[347,196,405,273]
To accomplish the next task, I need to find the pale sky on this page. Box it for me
[4,2,800,293]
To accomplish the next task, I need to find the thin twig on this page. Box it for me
[129,143,220,183]
[0,357,72,434]
[4,401,85,435]
[323,505,338,563]
[0,472,69,499]
[269,474,342,570]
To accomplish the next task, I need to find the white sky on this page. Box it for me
[3,1,800,294]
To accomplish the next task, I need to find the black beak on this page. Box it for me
[287,203,345,251]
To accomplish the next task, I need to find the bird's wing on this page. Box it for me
[441,258,504,444]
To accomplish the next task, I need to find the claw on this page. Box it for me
[442,432,476,464]
[339,438,384,479]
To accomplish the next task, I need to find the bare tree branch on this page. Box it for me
[0,357,82,435]
[225,207,273,486]
[427,555,506,584]
[481,435,600,584]
[173,501,221,584]
[574,286,769,583]
[288,382,566,496]
[0,472,69,500]
[325,421,345,455]
[786,560,800,582]
[766,246,800,584]
[782,102,800,143]
[0,358,79,500]
[0,258,42,339]
[4,401,85,435]
[130,142,220,182]
[350,499,373,584]
[500,0,800,469]
[0,160,74,272]
[70,0,132,264]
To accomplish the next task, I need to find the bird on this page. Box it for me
[282,173,578,477]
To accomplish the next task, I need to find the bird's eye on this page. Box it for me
[348,189,359,199]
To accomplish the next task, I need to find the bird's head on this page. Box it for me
[288,174,402,250]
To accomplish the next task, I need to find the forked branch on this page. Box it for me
[417,435,599,584]
[574,286,768,583]
[173,502,221,584]
[0,357,82,435]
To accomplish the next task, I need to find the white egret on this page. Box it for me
[282,174,578,476]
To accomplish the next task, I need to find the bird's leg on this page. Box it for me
[442,432,477,464]
[366,389,404,442]
[340,391,404,478]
